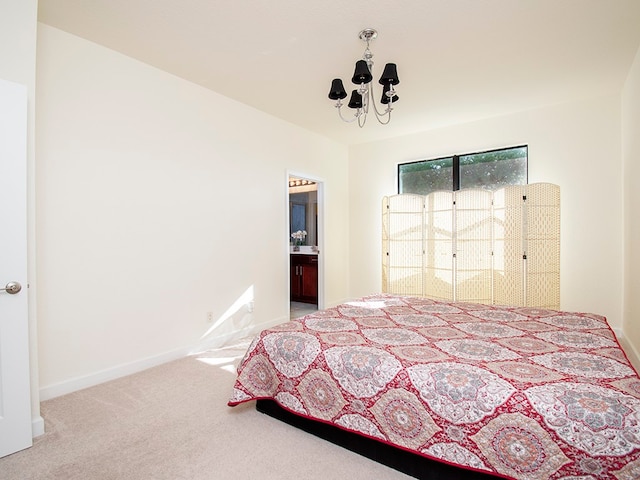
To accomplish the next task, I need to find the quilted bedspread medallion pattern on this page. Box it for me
[228,295,640,479]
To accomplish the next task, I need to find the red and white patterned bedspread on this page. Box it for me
[228,294,640,479]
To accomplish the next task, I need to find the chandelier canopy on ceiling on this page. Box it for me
[328,28,400,127]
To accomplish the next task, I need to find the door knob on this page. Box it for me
[1,281,22,294]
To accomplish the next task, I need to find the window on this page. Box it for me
[398,145,527,195]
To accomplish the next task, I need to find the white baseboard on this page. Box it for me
[188,317,287,354]
[38,317,290,402]
[32,415,44,438]
[615,328,640,372]
[39,345,193,401]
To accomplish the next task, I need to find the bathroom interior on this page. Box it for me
[288,177,319,319]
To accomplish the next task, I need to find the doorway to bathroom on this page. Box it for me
[288,173,323,320]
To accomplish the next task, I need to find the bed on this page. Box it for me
[228,294,640,479]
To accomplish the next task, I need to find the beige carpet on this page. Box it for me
[0,341,412,480]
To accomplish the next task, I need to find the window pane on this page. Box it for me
[459,146,527,190]
[399,157,453,195]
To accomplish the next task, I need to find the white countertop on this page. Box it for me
[290,246,319,255]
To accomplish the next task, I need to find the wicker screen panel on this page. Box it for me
[524,183,560,308]
[526,252,561,308]
[382,197,390,293]
[424,191,454,300]
[493,186,525,306]
[383,195,425,296]
[382,184,559,309]
[454,189,493,303]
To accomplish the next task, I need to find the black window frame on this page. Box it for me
[397,145,528,194]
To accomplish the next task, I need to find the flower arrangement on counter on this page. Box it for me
[291,230,307,246]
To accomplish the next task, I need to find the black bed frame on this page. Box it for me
[256,399,503,480]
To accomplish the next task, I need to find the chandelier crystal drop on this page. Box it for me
[328,28,400,127]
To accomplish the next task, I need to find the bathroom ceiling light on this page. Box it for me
[289,178,316,188]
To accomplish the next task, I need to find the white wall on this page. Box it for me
[29,17,640,400]
[623,44,640,354]
[36,24,349,397]
[348,96,624,328]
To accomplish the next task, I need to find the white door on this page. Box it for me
[0,78,32,457]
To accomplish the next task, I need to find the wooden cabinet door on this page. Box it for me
[290,255,318,304]
[300,263,318,301]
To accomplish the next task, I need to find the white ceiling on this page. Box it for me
[37,0,640,146]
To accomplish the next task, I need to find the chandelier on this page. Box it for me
[328,28,400,127]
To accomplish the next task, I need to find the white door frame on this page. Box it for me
[286,171,324,310]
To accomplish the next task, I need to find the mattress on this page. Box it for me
[228,294,640,479]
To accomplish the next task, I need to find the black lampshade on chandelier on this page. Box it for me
[328,28,399,127]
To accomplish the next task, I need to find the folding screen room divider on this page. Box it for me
[382,183,560,308]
